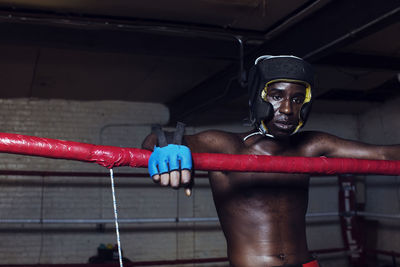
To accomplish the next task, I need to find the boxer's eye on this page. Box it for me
[272,95,282,101]
[292,96,305,104]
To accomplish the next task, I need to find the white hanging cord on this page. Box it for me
[109,169,123,267]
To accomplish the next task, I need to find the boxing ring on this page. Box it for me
[0,132,399,266]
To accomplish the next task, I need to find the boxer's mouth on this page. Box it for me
[274,120,296,130]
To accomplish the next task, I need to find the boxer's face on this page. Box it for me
[263,82,306,138]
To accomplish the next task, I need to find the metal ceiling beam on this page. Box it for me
[168,0,400,124]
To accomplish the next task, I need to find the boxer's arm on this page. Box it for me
[142,130,239,154]
[142,130,239,196]
[306,131,400,160]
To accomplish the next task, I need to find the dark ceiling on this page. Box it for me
[0,0,399,125]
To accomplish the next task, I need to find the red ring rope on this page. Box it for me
[0,133,399,175]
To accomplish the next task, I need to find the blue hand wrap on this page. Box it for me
[148,144,192,177]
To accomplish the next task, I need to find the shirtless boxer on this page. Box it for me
[142,55,400,267]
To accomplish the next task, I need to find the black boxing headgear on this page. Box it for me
[248,55,314,137]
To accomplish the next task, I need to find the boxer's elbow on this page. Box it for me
[381,145,400,161]
[142,133,157,151]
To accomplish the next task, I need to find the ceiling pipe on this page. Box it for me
[0,9,264,42]
[235,36,247,88]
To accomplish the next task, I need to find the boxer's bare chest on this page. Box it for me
[209,134,311,195]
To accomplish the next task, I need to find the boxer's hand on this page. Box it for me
[148,144,193,196]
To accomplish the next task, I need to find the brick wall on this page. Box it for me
[0,99,177,264]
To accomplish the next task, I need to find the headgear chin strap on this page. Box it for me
[248,55,314,137]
